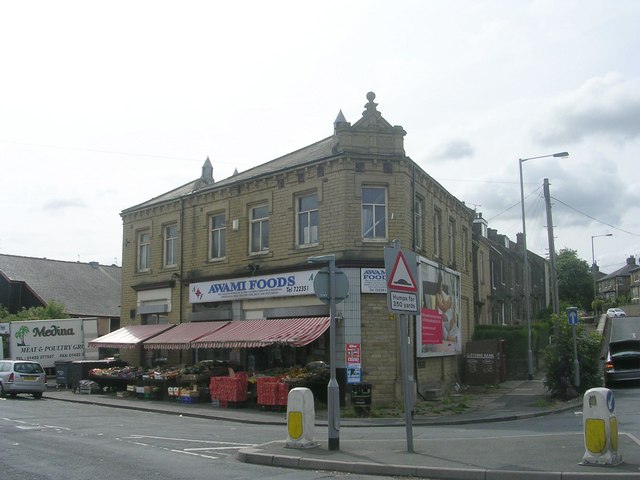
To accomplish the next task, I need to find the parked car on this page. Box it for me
[0,360,47,399]
[606,308,626,318]
[602,316,640,388]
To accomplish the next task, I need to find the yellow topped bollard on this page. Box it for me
[286,387,318,449]
[580,387,622,466]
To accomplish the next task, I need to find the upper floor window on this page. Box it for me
[297,193,319,246]
[164,224,178,268]
[137,231,151,272]
[209,213,226,260]
[448,218,456,265]
[362,186,387,240]
[491,259,496,290]
[433,208,442,258]
[479,250,485,284]
[250,205,269,253]
[461,227,468,271]
[414,197,423,250]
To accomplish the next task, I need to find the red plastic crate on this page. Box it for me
[209,375,248,402]
[256,376,288,406]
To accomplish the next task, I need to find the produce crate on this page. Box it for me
[256,377,289,407]
[209,374,248,403]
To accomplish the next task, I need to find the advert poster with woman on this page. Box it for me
[417,261,461,357]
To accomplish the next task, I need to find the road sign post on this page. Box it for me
[308,255,349,451]
[567,307,580,388]
[383,240,417,453]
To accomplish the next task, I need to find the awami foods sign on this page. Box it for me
[10,319,85,369]
[190,270,318,303]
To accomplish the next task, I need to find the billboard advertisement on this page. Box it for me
[416,260,461,357]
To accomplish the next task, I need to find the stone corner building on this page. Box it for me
[119,92,474,406]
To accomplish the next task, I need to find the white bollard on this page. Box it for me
[580,387,622,466]
[286,387,318,449]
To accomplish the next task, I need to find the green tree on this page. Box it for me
[556,249,593,310]
[0,301,69,322]
[543,314,602,398]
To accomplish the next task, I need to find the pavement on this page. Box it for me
[42,375,640,480]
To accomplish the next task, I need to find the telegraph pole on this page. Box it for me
[543,178,560,316]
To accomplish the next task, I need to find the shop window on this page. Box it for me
[141,313,168,325]
[362,186,387,240]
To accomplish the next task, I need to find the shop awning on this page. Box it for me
[89,324,175,349]
[142,321,230,350]
[191,317,330,349]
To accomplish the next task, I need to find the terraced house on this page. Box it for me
[117,92,480,405]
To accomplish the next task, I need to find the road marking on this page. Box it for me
[116,435,257,461]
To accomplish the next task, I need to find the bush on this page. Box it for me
[543,315,602,399]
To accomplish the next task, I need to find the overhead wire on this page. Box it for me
[551,195,640,238]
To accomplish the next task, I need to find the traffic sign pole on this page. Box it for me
[567,307,580,388]
[385,240,415,453]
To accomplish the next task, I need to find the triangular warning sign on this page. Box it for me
[387,251,417,292]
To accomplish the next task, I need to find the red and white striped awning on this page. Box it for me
[89,324,175,349]
[191,317,330,349]
[142,321,230,350]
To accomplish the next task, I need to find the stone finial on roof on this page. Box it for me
[333,109,350,134]
[364,91,378,114]
[233,168,239,176]
[202,157,214,184]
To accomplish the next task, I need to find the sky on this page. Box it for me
[1,1,639,275]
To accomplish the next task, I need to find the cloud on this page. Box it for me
[534,73,640,145]
[429,138,474,161]
[42,199,87,211]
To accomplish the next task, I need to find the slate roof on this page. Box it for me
[122,135,339,214]
[0,254,121,318]
[600,257,637,281]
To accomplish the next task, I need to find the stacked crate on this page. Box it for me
[209,373,248,406]
[256,376,289,408]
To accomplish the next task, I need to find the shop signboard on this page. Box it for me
[190,270,318,303]
[360,268,387,294]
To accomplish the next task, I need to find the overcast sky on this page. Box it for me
[2,1,639,275]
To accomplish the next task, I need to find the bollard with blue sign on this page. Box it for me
[580,387,622,466]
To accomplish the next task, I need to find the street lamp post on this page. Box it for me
[591,233,613,312]
[307,254,340,451]
[519,151,568,380]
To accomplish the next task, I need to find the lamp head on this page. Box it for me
[552,152,569,158]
